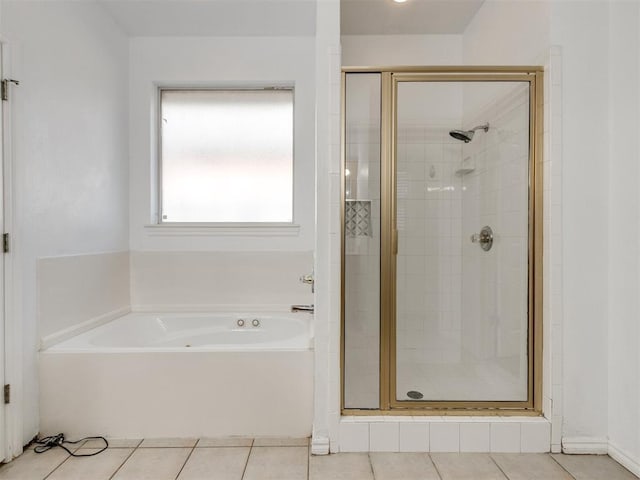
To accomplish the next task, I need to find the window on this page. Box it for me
[159,88,294,223]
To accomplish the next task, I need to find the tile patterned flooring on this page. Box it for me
[0,437,637,480]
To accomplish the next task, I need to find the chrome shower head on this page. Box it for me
[449,123,490,143]
[449,129,474,143]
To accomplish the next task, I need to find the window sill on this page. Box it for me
[143,223,300,237]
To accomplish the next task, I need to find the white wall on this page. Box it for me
[38,252,130,341]
[0,1,129,447]
[341,34,462,66]
[465,0,640,471]
[607,1,640,473]
[129,36,316,252]
[463,1,550,66]
[550,0,610,447]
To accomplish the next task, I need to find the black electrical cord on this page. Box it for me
[33,434,108,457]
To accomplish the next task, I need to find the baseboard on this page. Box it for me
[608,441,640,477]
[39,306,130,350]
[311,435,330,455]
[561,436,609,454]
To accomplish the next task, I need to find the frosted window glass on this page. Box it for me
[160,89,293,223]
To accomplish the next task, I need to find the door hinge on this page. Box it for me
[4,384,10,404]
[3,233,9,253]
[1,79,19,101]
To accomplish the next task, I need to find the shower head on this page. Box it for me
[449,123,490,143]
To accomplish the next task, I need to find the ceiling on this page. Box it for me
[97,0,484,37]
[341,0,485,35]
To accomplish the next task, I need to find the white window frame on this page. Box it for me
[150,86,299,236]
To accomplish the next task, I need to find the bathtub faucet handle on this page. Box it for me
[300,273,314,293]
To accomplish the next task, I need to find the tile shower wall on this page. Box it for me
[396,125,464,396]
[460,84,530,399]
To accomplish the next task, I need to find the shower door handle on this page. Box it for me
[393,229,398,255]
[471,226,494,251]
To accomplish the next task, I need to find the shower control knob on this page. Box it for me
[252,319,260,327]
[471,225,494,252]
[237,319,245,327]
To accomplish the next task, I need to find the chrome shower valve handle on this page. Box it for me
[300,273,314,293]
[471,225,494,251]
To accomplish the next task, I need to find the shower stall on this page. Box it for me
[342,68,543,413]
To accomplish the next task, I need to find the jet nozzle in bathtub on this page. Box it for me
[291,304,314,313]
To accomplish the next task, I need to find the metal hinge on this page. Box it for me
[1,79,19,101]
[3,233,9,253]
[4,384,10,404]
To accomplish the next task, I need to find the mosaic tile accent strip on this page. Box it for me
[345,200,372,237]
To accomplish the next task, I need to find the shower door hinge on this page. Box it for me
[3,233,9,253]
[1,79,19,101]
[4,384,10,404]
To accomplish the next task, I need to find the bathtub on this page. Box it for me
[39,311,314,439]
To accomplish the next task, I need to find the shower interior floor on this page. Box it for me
[397,357,525,401]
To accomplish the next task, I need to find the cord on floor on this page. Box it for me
[34,434,108,457]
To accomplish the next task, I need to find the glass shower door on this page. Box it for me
[393,79,532,405]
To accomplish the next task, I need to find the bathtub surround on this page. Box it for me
[129,251,313,311]
[40,351,312,439]
[39,312,313,439]
[37,252,130,348]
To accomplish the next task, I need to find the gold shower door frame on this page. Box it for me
[341,67,544,415]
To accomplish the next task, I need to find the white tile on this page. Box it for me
[551,415,563,446]
[177,447,249,480]
[460,423,490,453]
[490,423,521,453]
[253,437,309,447]
[521,421,550,453]
[370,423,399,452]
[0,448,69,480]
[80,438,142,449]
[197,437,253,447]
[243,447,307,480]
[339,422,369,452]
[112,448,191,480]
[370,452,440,480]
[139,438,197,448]
[431,453,506,480]
[399,423,429,452]
[309,453,373,480]
[47,448,133,480]
[383,416,415,423]
[430,422,459,452]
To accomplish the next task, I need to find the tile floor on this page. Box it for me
[0,437,637,480]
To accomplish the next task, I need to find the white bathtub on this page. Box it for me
[40,311,314,439]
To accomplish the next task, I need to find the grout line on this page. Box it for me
[548,453,578,480]
[41,453,72,480]
[427,453,444,480]
[488,454,510,480]
[240,439,254,480]
[107,445,139,480]
[173,443,197,480]
[137,445,200,448]
[367,452,376,480]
